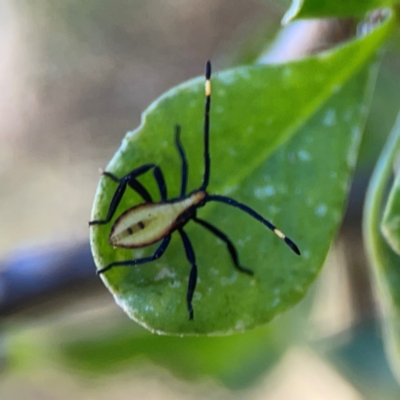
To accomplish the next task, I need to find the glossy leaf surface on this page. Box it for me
[90,15,393,334]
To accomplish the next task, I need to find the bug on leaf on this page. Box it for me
[89,61,300,320]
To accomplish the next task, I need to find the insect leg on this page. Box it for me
[193,217,253,275]
[89,164,158,226]
[153,166,167,201]
[115,164,167,201]
[178,228,198,320]
[174,125,188,196]
[129,179,153,202]
[206,194,301,255]
[103,172,153,203]
[97,235,171,274]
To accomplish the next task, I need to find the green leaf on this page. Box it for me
[364,113,400,383]
[90,15,393,334]
[283,0,395,23]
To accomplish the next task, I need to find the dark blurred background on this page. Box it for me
[1,0,400,398]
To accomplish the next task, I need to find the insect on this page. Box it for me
[89,61,300,320]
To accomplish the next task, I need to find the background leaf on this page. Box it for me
[364,113,400,384]
[90,16,393,334]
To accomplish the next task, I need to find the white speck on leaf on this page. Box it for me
[169,280,181,288]
[134,249,145,258]
[297,150,311,161]
[221,274,238,286]
[155,268,175,281]
[323,109,336,126]
[254,185,276,199]
[315,203,328,217]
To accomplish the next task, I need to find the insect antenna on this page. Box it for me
[206,194,301,255]
[200,60,212,191]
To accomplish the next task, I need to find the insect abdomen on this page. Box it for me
[109,190,206,248]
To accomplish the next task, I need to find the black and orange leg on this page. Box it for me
[205,194,301,255]
[193,217,253,275]
[178,228,198,320]
[201,61,211,191]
